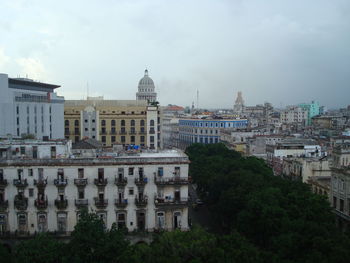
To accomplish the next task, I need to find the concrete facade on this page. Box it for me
[0,73,64,140]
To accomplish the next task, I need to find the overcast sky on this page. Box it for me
[0,0,349,109]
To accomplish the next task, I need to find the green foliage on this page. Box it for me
[186,143,350,263]
[14,233,63,263]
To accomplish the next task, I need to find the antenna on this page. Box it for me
[196,89,199,110]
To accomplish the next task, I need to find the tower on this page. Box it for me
[233,91,244,114]
[136,69,157,103]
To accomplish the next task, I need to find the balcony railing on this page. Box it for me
[0,179,8,187]
[115,177,127,187]
[55,199,68,209]
[139,131,146,135]
[75,199,88,208]
[154,196,188,207]
[74,178,88,186]
[0,200,9,210]
[34,179,48,187]
[35,198,48,209]
[135,196,148,207]
[94,198,108,208]
[129,131,136,135]
[154,176,189,185]
[13,179,28,188]
[54,178,68,187]
[115,198,128,208]
[119,131,127,135]
[135,177,148,186]
[14,196,28,210]
[94,178,108,187]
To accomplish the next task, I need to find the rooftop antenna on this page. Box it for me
[196,89,199,110]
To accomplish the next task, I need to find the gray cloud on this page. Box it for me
[0,0,349,108]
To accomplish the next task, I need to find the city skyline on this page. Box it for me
[0,0,349,108]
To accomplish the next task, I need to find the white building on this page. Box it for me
[0,150,189,235]
[0,73,64,140]
[280,106,308,125]
[136,70,157,103]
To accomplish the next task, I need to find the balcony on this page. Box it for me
[135,196,148,207]
[55,199,68,209]
[13,179,28,188]
[115,177,127,187]
[154,176,189,186]
[34,179,48,187]
[74,178,88,186]
[0,179,8,187]
[35,198,48,209]
[54,178,68,187]
[149,129,155,134]
[94,198,108,208]
[94,178,108,187]
[115,198,128,208]
[154,197,188,208]
[119,131,127,135]
[75,199,88,208]
[0,200,8,210]
[135,177,148,186]
[14,196,28,210]
[139,131,146,135]
[110,130,117,135]
[129,131,136,135]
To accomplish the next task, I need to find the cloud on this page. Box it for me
[16,57,47,81]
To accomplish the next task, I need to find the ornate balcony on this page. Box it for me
[14,196,28,210]
[74,178,88,186]
[115,177,127,187]
[55,199,68,209]
[154,176,189,186]
[94,178,108,187]
[94,198,108,208]
[135,177,148,186]
[75,199,88,208]
[54,178,68,187]
[0,179,8,187]
[135,196,148,207]
[13,179,28,188]
[0,200,8,210]
[34,179,48,187]
[115,198,128,208]
[35,198,48,209]
[154,197,188,208]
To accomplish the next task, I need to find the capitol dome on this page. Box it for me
[136,69,157,103]
[138,69,154,87]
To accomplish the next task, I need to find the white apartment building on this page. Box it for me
[0,73,64,140]
[0,150,189,236]
[280,106,308,125]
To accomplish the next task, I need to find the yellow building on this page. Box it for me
[64,98,161,149]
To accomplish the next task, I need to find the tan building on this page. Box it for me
[64,98,161,149]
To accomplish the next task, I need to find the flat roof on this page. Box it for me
[9,78,60,89]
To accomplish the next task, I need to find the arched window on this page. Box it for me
[140,120,145,126]
[121,120,125,126]
[130,120,135,126]
[111,120,116,126]
[101,120,106,126]
[74,120,79,126]
[150,120,155,126]
[65,120,69,126]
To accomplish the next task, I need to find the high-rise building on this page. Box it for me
[136,69,157,103]
[298,101,320,125]
[233,91,244,114]
[0,73,64,140]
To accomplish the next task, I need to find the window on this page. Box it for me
[28,169,33,177]
[150,136,154,143]
[18,213,27,232]
[111,136,116,143]
[78,168,84,178]
[130,120,135,126]
[57,213,67,232]
[140,120,145,126]
[116,212,126,229]
[101,136,106,143]
[141,136,145,142]
[121,136,125,143]
[158,167,164,176]
[128,167,134,175]
[150,120,155,126]
[111,120,116,126]
[38,213,47,232]
[128,188,134,195]
[101,120,106,126]
[20,147,25,155]
[121,120,125,126]
[78,188,85,199]
[65,120,69,126]
[29,188,34,197]
[340,199,344,212]
[131,136,135,143]
[157,212,165,229]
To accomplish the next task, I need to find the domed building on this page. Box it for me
[136,69,157,103]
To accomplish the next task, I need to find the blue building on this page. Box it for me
[178,118,248,149]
